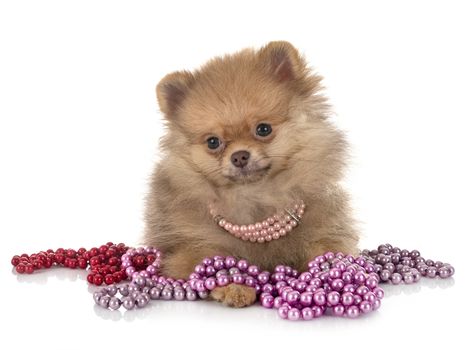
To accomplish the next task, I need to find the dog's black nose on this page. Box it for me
[231,150,250,168]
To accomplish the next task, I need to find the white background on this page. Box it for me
[1,1,472,349]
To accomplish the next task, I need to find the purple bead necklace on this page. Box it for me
[93,243,455,320]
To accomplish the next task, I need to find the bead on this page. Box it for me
[134,275,146,287]
[93,274,104,286]
[287,308,301,321]
[299,291,313,307]
[149,287,161,300]
[341,292,355,306]
[313,292,326,306]
[217,275,230,287]
[438,267,449,278]
[109,297,121,310]
[130,290,141,300]
[247,265,259,276]
[198,290,209,299]
[380,270,391,281]
[373,287,384,299]
[213,259,224,270]
[277,305,289,319]
[286,291,300,305]
[93,291,104,304]
[426,266,437,278]
[301,307,315,320]
[332,305,345,316]
[257,272,269,284]
[99,296,110,308]
[186,290,197,301]
[312,306,324,318]
[106,286,117,296]
[331,279,344,291]
[346,305,360,318]
[161,289,173,300]
[359,300,372,313]
[175,289,186,301]
[403,274,414,284]
[15,264,25,274]
[327,291,340,306]
[122,297,134,310]
[391,273,402,284]
[245,276,256,288]
[225,256,236,268]
[237,260,249,271]
[204,277,217,290]
[229,225,239,235]
[261,294,274,308]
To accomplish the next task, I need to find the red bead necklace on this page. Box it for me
[10,242,131,286]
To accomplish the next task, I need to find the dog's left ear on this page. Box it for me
[258,41,317,96]
[258,41,307,82]
[156,70,195,118]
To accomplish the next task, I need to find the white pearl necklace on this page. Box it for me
[208,200,305,243]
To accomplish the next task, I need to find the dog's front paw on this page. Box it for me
[210,284,257,308]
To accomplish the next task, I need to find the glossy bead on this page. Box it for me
[261,294,274,308]
[341,292,354,306]
[327,291,340,306]
[121,297,134,310]
[301,307,314,320]
[99,296,110,308]
[346,305,360,318]
[109,297,121,310]
[391,273,402,284]
[332,305,345,316]
[287,308,301,321]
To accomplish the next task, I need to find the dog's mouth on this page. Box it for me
[224,164,272,183]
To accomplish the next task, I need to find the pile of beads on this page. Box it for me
[186,253,384,320]
[11,242,129,286]
[121,246,162,284]
[361,244,455,284]
[93,275,203,310]
[187,255,277,295]
[11,243,455,320]
[268,252,384,320]
[93,246,212,310]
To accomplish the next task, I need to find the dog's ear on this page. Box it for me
[258,41,318,96]
[258,41,307,82]
[156,70,195,117]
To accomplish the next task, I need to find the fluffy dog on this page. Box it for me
[143,41,358,307]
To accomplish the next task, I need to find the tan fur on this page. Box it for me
[210,285,257,308]
[143,41,359,307]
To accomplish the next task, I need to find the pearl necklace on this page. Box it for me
[208,200,306,243]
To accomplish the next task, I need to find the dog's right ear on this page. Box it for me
[156,71,195,117]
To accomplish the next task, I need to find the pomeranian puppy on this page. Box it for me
[143,41,358,307]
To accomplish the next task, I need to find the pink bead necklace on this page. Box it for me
[208,200,305,243]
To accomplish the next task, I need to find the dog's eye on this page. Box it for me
[256,123,272,137]
[207,136,221,150]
